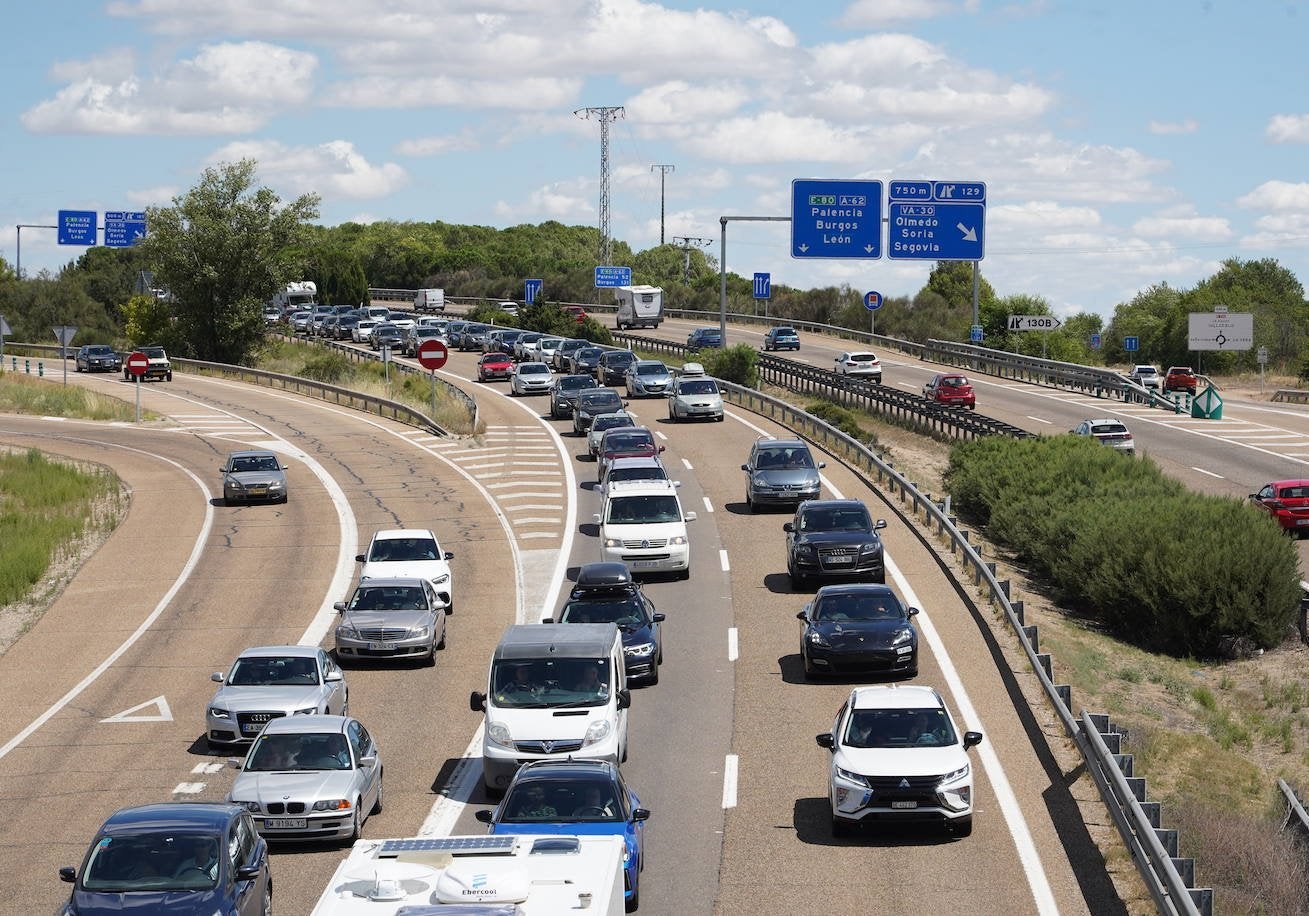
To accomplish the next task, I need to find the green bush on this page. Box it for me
[944,435,1301,656]
[697,344,758,387]
[574,318,613,347]
[467,303,519,327]
[298,351,352,383]
[805,401,877,447]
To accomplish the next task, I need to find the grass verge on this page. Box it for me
[0,370,149,421]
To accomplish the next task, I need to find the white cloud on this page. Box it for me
[206,140,408,198]
[625,81,750,124]
[680,112,873,164]
[1148,119,1198,135]
[838,0,962,28]
[1266,114,1309,144]
[22,41,316,135]
[1131,212,1232,241]
[328,76,581,111]
[394,131,480,157]
[1237,180,1309,211]
[125,185,180,207]
[991,200,1102,233]
[494,178,594,222]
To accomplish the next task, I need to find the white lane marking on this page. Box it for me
[703,496,714,513]
[504,503,564,512]
[722,754,739,809]
[0,446,212,762]
[727,628,739,662]
[1191,466,1224,479]
[101,696,173,723]
[487,481,564,490]
[887,558,1057,914]
[1026,416,1052,425]
[719,549,731,572]
[519,532,561,540]
[192,762,224,775]
[510,517,562,525]
[173,783,206,795]
[682,458,694,470]
[655,431,668,440]
[498,491,565,501]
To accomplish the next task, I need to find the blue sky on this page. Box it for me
[5,1,1309,321]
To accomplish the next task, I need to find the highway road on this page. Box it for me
[1,348,1124,914]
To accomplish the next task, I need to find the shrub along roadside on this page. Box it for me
[944,435,1301,656]
[692,343,759,387]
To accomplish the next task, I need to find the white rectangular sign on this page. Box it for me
[1007,315,1061,331]
[1187,312,1253,350]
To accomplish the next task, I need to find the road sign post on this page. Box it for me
[887,180,986,261]
[418,338,450,421]
[1258,345,1269,395]
[864,291,882,335]
[970,325,984,343]
[126,351,149,422]
[790,179,882,259]
[52,325,77,385]
[0,315,10,368]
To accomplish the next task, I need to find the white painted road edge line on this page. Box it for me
[681,457,694,470]
[727,628,739,662]
[1191,466,1224,479]
[719,549,731,572]
[702,496,714,513]
[1026,415,1053,425]
[722,754,739,809]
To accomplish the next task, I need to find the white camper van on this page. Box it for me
[311,834,626,915]
[471,623,630,794]
[613,285,663,330]
[271,280,318,312]
[414,288,446,312]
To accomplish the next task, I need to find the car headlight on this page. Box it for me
[807,630,829,647]
[603,537,623,548]
[860,542,882,554]
[293,706,317,715]
[795,544,817,558]
[409,625,430,639]
[268,481,285,490]
[938,763,970,786]
[583,720,611,746]
[624,642,655,658]
[233,800,261,813]
[835,766,870,788]
[752,474,770,486]
[227,480,245,490]
[487,721,514,749]
[312,798,352,811]
[335,625,358,639]
[669,535,687,545]
[889,627,914,647]
[432,572,449,585]
[208,707,230,719]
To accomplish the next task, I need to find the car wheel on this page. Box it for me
[802,654,817,681]
[789,565,805,592]
[620,741,628,764]
[715,414,724,422]
[745,491,755,513]
[951,815,973,838]
[165,371,173,381]
[346,805,362,844]
[831,814,855,838]
[371,771,384,815]
[261,878,272,916]
[625,879,640,913]
[436,626,446,650]
[679,565,691,581]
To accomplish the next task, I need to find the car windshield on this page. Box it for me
[848,354,878,363]
[245,731,351,771]
[368,537,438,562]
[1279,486,1309,499]
[581,393,622,412]
[561,341,584,352]
[607,495,681,524]
[800,506,871,532]
[87,346,114,356]
[483,353,511,363]
[774,328,797,336]
[1135,367,1157,376]
[560,377,592,392]
[755,447,814,470]
[578,348,603,358]
[593,416,633,433]
[416,328,440,338]
[500,778,623,823]
[940,376,968,388]
[541,338,562,348]
[348,585,428,611]
[491,659,610,708]
[374,324,397,333]
[1091,424,1128,435]
[606,352,634,365]
[605,433,654,452]
[143,347,166,358]
[844,708,957,749]
[560,596,648,627]
[636,363,667,376]
[229,455,280,472]
[81,832,221,892]
[813,593,905,622]
[519,363,550,375]
[678,380,718,395]
[607,467,666,485]
[228,655,320,686]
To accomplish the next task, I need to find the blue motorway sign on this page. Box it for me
[58,210,98,246]
[887,180,986,261]
[1123,336,1140,352]
[753,272,771,299]
[595,266,632,288]
[864,290,882,311]
[791,179,882,259]
[524,279,543,304]
[104,211,146,248]
[970,325,984,343]
[1090,333,1102,350]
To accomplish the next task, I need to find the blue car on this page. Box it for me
[59,802,271,915]
[686,327,723,349]
[552,562,665,685]
[476,759,649,911]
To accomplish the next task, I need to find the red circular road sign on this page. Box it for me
[126,351,150,377]
[416,338,449,371]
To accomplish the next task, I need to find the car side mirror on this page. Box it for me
[796,611,808,621]
[684,512,697,522]
[632,807,651,822]
[354,554,365,563]
[658,445,666,453]
[593,513,602,524]
[908,607,920,617]
[783,522,795,533]
[444,551,455,560]
[652,613,666,623]
[740,464,749,472]
[815,733,835,751]
[235,864,263,881]
[874,519,887,530]
[60,867,76,883]
[218,467,227,473]
[818,462,826,469]
[474,809,495,824]
[334,601,347,613]
[617,689,631,710]
[963,731,984,749]
[672,480,682,488]
[211,672,225,683]
[227,756,243,770]
[470,691,486,712]
[325,669,343,682]
[359,754,377,768]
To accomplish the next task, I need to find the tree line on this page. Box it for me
[0,159,1305,377]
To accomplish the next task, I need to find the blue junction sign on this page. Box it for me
[524,278,543,304]
[58,210,98,246]
[1124,336,1140,352]
[864,290,882,311]
[791,179,882,259]
[104,211,146,248]
[753,273,771,299]
[887,180,986,261]
[594,266,632,288]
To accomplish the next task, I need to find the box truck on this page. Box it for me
[613,285,663,330]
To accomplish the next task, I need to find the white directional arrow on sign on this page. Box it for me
[101,695,173,723]
[957,223,978,242]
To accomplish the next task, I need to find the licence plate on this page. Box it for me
[367,641,393,651]
[248,487,266,495]
[631,560,659,568]
[264,818,307,829]
[1296,519,1309,526]
[890,801,918,809]
[241,722,264,734]
[826,556,854,565]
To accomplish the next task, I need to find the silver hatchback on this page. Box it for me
[742,438,824,511]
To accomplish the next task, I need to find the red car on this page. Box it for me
[923,373,976,409]
[564,305,589,323]
[1163,366,1198,395]
[1250,480,1309,534]
[596,428,664,481]
[477,352,514,382]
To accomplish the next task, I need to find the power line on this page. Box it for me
[673,235,712,283]
[651,165,675,246]
[573,106,625,265]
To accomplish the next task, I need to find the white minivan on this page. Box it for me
[414,288,445,312]
[471,623,630,794]
[595,479,696,578]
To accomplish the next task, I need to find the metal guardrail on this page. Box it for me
[1278,778,1309,838]
[1273,388,1309,404]
[10,342,473,437]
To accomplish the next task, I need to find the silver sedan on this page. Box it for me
[206,645,349,750]
[219,450,288,505]
[227,714,382,843]
[333,577,449,663]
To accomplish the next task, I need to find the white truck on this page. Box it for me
[415,288,446,313]
[310,834,625,915]
[613,285,663,330]
[270,281,319,313]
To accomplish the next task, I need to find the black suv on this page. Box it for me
[550,374,596,419]
[550,562,665,685]
[75,344,122,373]
[784,499,888,589]
[572,388,625,435]
[596,350,636,385]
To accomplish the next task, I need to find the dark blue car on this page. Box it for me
[552,562,665,685]
[476,759,649,912]
[59,802,271,916]
[686,327,723,349]
[797,583,919,679]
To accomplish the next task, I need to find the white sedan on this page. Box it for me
[510,361,554,396]
[834,351,883,382]
[356,528,454,611]
[352,318,379,343]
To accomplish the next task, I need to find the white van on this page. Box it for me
[595,479,695,578]
[614,285,663,330]
[471,623,630,794]
[414,288,445,312]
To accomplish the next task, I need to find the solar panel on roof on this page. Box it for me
[379,836,516,856]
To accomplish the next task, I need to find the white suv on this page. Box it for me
[355,528,455,611]
[594,479,696,578]
[816,685,982,837]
